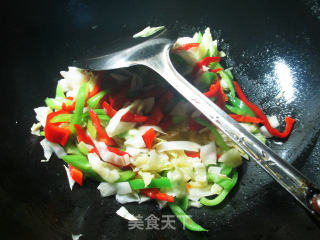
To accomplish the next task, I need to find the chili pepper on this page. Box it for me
[189,119,204,131]
[192,56,221,76]
[50,113,73,123]
[87,84,100,99]
[129,177,171,190]
[195,118,229,152]
[62,97,76,112]
[56,83,65,99]
[168,203,208,232]
[220,163,233,176]
[140,188,174,202]
[197,71,217,89]
[216,84,228,109]
[159,114,172,130]
[203,80,220,98]
[70,82,88,134]
[89,109,117,146]
[121,112,149,122]
[102,101,117,118]
[185,151,200,158]
[229,114,263,124]
[143,106,163,126]
[87,119,97,139]
[218,69,235,98]
[82,109,111,123]
[233,81,295,138]
[45,98,62,110]
[173,43,200,52]
[45,110,71,146]
[107,146,130,157]
[200,170,238,206]
[74,124,95,145]
[65,143,84,156]
[116,170,135,182]
[69,165,83,186]
[207,168,237,189]
[62,155,104,182]
[209,68,223,73]
[208,62,223,71]
[142,128,156,149]
[109,88,127,110]
[175,196,189,211]
[87,90,109,109]
[227,94,256,117]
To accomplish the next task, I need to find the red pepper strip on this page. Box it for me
[74,124,95,145]
[185,151,200,158]
[89,109,117,146]
[109,88,128,110]
[173,43,200,51]
[157,91,174,109]
[209,68,223,73]
[121,111,149,122]
[45,110,71,146]
[140,188,174,202]
[189,119,204,131]
[192,56,221,76]
[107,146,130,157]
[87,85,100,99]
[159,114,172,130]
[203,80,220,98]
[233,81,295,138]
[62,97,76,112]
[216,85,228,109]
[69,165,83,186]
[102,101,117,118]
[142,128,156,149]
[229,114,263,124]
[143,106,164,126]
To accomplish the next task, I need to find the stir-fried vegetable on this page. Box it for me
[31,27,295,232]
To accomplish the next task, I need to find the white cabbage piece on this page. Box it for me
[116,206,138,221]
[133,26,165,38]
[192,162,207,182]
[40,138,66,162]
[200,142,217,165]
[34,106,51,127]
[138,171,154,186]
[94,141,130,167]
[87,153,120,183]
[97,182,132,197]
[156,141,200,152]
[218,148,243,168]
[31,122,41,136]
[58,67,89,93]
[115,192,150,204]
[132,150,171,172]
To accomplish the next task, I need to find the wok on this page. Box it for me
[2,0,320,239]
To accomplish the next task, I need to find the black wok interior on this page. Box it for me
[2,0,320,239]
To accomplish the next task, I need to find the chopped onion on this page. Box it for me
[116,206,138,221]
[97,182,132,197]
[200,142,217,165]
[218,148,243,168]
[34,106,51,127]
[156,141,200,152]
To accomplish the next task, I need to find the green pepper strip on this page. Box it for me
[175,196,189,212]
[61,154,135,182]
[129,177,171,190]
[62,154,104,181]
[168,203,208,232]
[226,94,255,117]
[51,114,73,123]
[87,90,109,109]
[220,163,233,176]
[207,169,236,189]
[70,83,88,134]
[200,170,238,206]
[218,69,235,98]
[56,83,65,99]
[87,119,97,139]
[194,118,229,152]
[82,110,110,123]
[45,98,62,110]
[65,143,84,156]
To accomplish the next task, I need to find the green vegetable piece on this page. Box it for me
[129,177,172,190]
[208,62,223,70]
[116,170,136,182]
[218,69,235,98]
[200,170,238,206]
[40,131,45,136]
[194,118,229,152]
[208,169,236,190]
[175,196,189,212]
[77,141,90,155]
[196,71,217,89]
[253,130,266,144]
[87,119,97,139]
[196,31,202,43]
[70,82,88,134]
[65,144,84,156]
[220,163,233,176]
[45,98,61,110]
[50,114,73,123]
[169,203,208,232]
[87,90,109,109]
[62,155,105,182]
[227,95,255,117]
[55,83,65,99]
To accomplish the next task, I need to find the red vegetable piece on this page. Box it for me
[209,68,223,73]
[216,85,228,109]
[189,119,204,131]
[203,80,220,98]
[44,110,71,146]
[185,151,200,158]
[107,146,130,157]
[102,101,117,118]
[229,114,263,124]
[143,106,163,126]
[121,111,149,122]
[142,128,156,150]
[233,81,295,138]
[140,188,174,202]
[89,109,117,146]
[192,56,221,76]
[173,43,200,51]
[109,88,128,110]
[69,165,83,186]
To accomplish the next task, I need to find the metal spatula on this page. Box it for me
[73,30,320,218]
